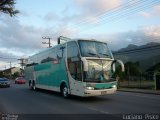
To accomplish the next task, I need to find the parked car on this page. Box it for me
[0,78,10,87]
[15,77,26,84]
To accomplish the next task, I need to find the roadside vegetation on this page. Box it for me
[114,61,160,89]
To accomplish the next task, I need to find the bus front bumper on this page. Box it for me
[83,87,117,97]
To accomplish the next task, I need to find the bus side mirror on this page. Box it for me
[81,57,88,71]
[111,59,125,73]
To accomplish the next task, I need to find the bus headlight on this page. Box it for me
[86,86,94,90]
[112,85,116,88]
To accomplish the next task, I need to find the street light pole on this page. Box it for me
[42,36,52,48]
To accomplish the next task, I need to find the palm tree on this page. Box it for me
[0,0,19,17]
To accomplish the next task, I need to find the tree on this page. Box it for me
[125,61,142,76]
[12,71,19,79]
[0,0,19,17]
[0,71,5,77]
[113,61,142,80]
[146,62,160,72]
[113,65,125,80]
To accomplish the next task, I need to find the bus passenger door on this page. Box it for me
[67,59,84,96]
[67,41,84,96]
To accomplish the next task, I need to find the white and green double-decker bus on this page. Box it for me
[25,36,124,98]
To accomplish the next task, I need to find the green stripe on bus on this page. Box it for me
[94,82,116,89]
[34,59,68,87]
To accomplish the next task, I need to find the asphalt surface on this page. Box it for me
[0,82,160,120]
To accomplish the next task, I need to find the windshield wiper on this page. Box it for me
[99,53,110,57]
[88,52,100,58]
[88,52,96,55]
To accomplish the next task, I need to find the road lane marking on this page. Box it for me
[86,106,110,114]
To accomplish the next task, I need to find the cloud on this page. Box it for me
[0,49,19,69]
[0,50,18,59]
[1,15,159,55]
[141,26,160,37]
[65,0,122,25]
[0,15,77,67]
[0,50,18,63]
[43,12,60,22]
[113,26,160,49]
[0,15,79,58]
[75,0,122,13]
[0,15,55,56]
[19,10,30,17]
[0,0,159,60]
[138,5,160,18]
[0,15,57,64]
[82,25,160,51]
[153,5,160,16]
[138,12,151,18]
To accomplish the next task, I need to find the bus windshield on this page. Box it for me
[78,40,112,58]
[83,59,115,83]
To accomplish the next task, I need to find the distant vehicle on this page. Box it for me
[25,36,124,98]
[15,77,26,84]
[0,78,10,87]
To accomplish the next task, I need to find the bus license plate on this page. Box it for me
[101,91,107,95]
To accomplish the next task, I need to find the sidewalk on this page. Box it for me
[118,88,160,95]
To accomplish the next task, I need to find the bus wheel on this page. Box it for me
[29,80,31,88]
[32,81,36,90]
[62,85,69,98]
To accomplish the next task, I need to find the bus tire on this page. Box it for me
[32,81,36,90]
[29,80,32,88]
[62,84,69,98]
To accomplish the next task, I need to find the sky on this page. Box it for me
[0,0,160,70]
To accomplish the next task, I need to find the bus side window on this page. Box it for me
[67,42,82,81]
[68,62,76,79]
[68,60,82,81]
[67,42,78,58]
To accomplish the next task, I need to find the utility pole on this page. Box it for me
[18,58,27,76]
[3,65,6,76]
[4,65,6,70]
[9,62,12,79]
[42,36,52,48]
[18,58,27,69]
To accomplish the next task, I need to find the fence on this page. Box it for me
[118,72,155,89]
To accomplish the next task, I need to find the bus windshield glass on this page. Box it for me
[78,40,112,58]
[84,59,115,82]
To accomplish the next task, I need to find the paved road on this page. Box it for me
[0,82,160,120]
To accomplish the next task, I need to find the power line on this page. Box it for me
[60,0,139,35]
[0,56,17,59]
[62,0,159,35]
[103,0,156,23]
[73,0,137,26]
[78,1,159,34]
